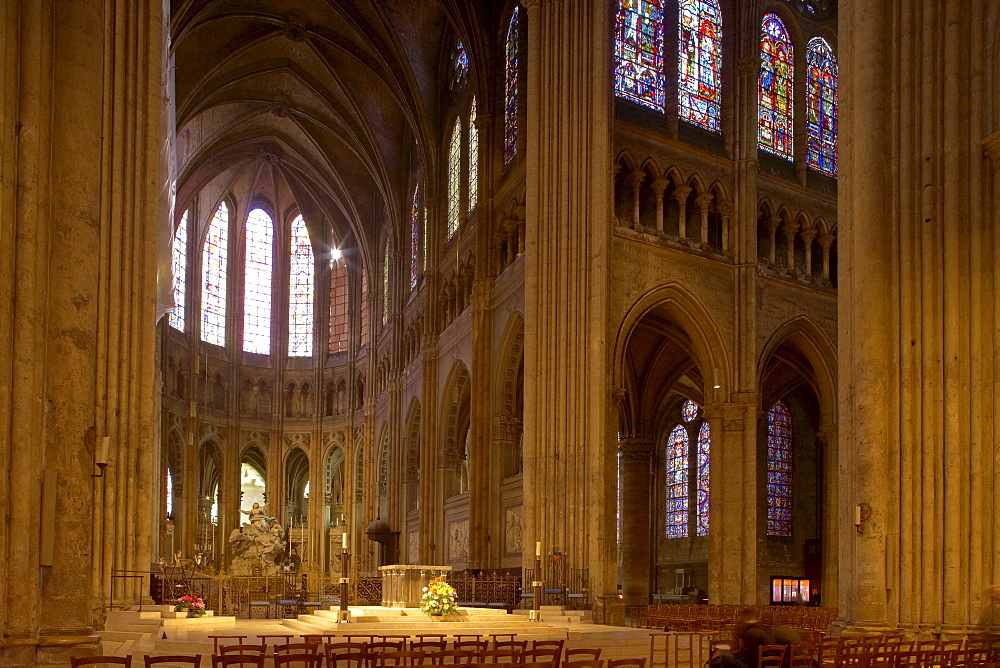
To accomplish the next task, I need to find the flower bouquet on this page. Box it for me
[174,595,207,617]
[419,575,458,617]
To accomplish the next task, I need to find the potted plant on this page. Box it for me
[419,575,458,618]
[174,595,208,618]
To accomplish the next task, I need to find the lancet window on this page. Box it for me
[666,399,711,538]
[288,215,314,357]
[242,208,273,354]
[678,0,722,132]
[201,202,229,346]
[615,0,665,111]
[766,400,793,536]
[504,7,520,163]
[758,13,794,159]
[453,41,469,88]
[169,209,189,331]
[329,252,349,353]
[469,98,479,211]
[447,120,461,239]
[382,240,389,325]
[806,36,838,177]
[411,186,421,290]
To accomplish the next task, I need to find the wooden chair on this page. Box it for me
[758,645,788,668]
[605,660,646,668]
[144,656,202,666]
[452,640,487,653]
[523,648,561,665]
[72,659,132,667]
[410,641,447,653]
[212,656,266,668]
[564,649,602,662]
[480,648,521,663]
[492,641,527,652]
[218,644,266,656]
[532,640,565,653]
[273,655,322,668]
[274,643,321,656]
[209,637,248,654]
[325,651,368,668]
[373,650,429,667]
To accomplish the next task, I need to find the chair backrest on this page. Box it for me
[452,641,487,653]
[428,649,477,665]
[606,659,646,668]
[219,644,266,655]
[374,650,428,667]
[275,643,320,655]
[410,641,446,652]
[758,645,788,668]
[273,655,322,668]
[563,661,603,668]
[532,640,565,651]
[481,648,521,663]
[368,641,406,654]
[493,641,527,652]
[523,648,561,664]
[212,656,266,668]
[565,649,602,662]
[72,658,132,667]
[325,651,367,668]
[144,655,202,666]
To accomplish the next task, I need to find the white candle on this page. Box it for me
[98,436,111,464]
[342,532,348,550]
[535,541,541,557]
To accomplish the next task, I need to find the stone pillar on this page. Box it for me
[618,439,655,606]
[819,234,834,282]
[674,186,692,239]
[626,170,644,230]
[767,216,781,266]
[0,1,163,663]
[650,178,670,234]
[522,0,615,598]
[801,228,817,277]
[696,193,713,246]
[781,220,798,272]
[717,201,732,252]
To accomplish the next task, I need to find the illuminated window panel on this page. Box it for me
[678,0,722,132]
[806,37,838,177]
[447,120,461,239]
[242,208,273,354]
[758,14,794,159]
[201,202,229,346]
[411,186,420,290]
[614,0,665,111]
[168,209,188,331]
[665,424,689,538]
[453,41,469,87]
[696,421,710,536]
[382,241,389,325]
[469,97,478,212]
[681,398,699,422]
[288,215,314,357]
[504,7,519,164]
[766,400,793,536]
[360,268,368,348]
[329,254,349,353]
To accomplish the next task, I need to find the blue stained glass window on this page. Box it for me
[242,208,273,354]
[678,0,722,131]
[169,209,188,331]
[411,185,420,290]
[453,41,469,87]
[201,202,229,346]
[469,98,478,212]
[759,14,794,159]
[767,400,793,536]
[696,421,710,536]
[615,0,665,111]
[288,215,314,357]
[665,424,689,538]
[806,37,838,177]
[447,120,461,239]
[504,7,519,164]
[681,398,699,422]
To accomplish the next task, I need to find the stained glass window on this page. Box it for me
[288,215,314,357]
[504,7,519,164]
[360,267,368,348]
[758,14,794,159]
[382,241,389,325]
[681,398,699,422]
[665,424,689,538]
[410,186,420,290]
[447,120,461,239]
[166,468,173,520]
[453,41,469,88]
[767,400,793,536]
[168,209,188,331]
[678,0,722,131]
[329,255,349,353]
[468,98,478,212]
[696,421,710,536]
[242,208,273,354]
[201,202,229,346]
[806,37,838,177]
[615,0,665,112]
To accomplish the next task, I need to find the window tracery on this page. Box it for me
[169,209,189,331]
[469,98,478,212]
[201,202,229,346]
[448,120,461,239]
[759,14,794,159]
[767,400,793,536]
[288,215,314,357]
[411,186,420,290]
[678,0,721,132]
[665,423,689,538]
[806,36,838,177]
[242,208,273,354]
[615,0,665,111]
[504,7,520,163]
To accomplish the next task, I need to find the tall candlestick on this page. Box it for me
[535,541,541,557]
[98,436,111,464]
[342,532,348,550]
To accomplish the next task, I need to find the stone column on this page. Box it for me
[626,170,644,230]
[781,220,798,272]
[696,193,713,246]
[618,438,655,606]
[674,186,692,239]
[767,216,781,266]
[522,0,615,598]
[801,228,817,278]
[818,234,834,282]
[649,178,670,234]
[717,201,732,252]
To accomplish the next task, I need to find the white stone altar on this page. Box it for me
[379,564,452,608]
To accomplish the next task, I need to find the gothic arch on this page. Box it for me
[758,315,838,423]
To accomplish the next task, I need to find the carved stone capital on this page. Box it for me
[818,233,835,249]
[649,178,670,197]
[618,438,655,463]
[626,170,645,191]
[695,193,714,211]
[800,227,818,244]
[767,215,782,233]
[716,200,733,216]
[781,220,800,239]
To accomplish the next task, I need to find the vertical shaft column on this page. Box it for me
[618,439,655,606]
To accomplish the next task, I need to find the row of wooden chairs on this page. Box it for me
[634,604,837,633]
[757,638,1000,668]
[72,657,642,668]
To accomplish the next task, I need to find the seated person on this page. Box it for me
[713,608,777,668]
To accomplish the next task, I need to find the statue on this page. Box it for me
[229,502,287,575]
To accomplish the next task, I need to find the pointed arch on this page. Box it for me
[758,315,838,424]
